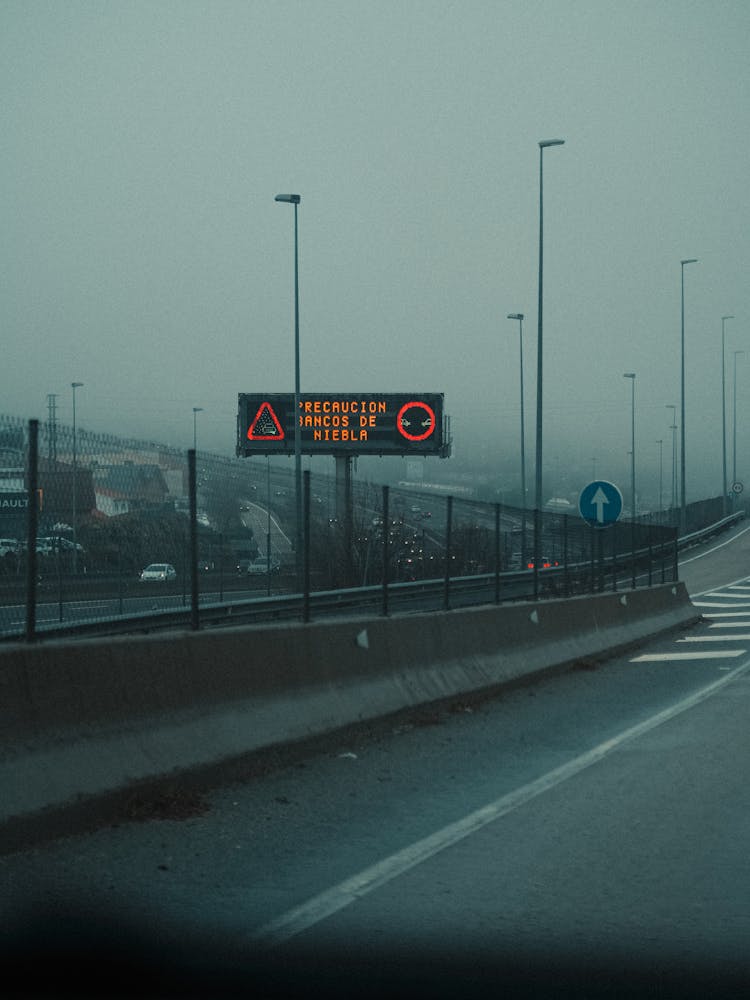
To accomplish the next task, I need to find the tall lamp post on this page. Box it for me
[534,138,565,591]
[665,404,677,511]
[507,312,527,564]
[733,349,745,496]
[679,257,698,534]
[275,193,302,582]
[656,439,664,512]
[192,407,203,451]
[624,373,636,517]
[721,315,734,514]
[71,381,84,573]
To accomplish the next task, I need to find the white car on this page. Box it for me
[0,538,19,557]
[139,563,177,582]
[245,556,281,575]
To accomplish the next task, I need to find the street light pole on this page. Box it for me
[534,139,564,590]
[71,381,84,573]
[665,404,677,511]
[656,439,664,512]
[192,407,203,451]
[680,257,698,534]
[624,374,636,517]
[507,312,526,564]
[275,193,302,583]
[721,315,734,514]
[733,349,745,493]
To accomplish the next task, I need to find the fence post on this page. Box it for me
[444,496,453,611]
[494,502,501,604]
[611,522,618,592]
[25,419,39,643]
[382,485,389,617]
[188,448,199,631]
[303,470,311,623]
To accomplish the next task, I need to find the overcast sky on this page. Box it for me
[2,0,748,502]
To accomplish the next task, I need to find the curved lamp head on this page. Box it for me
[275,194,301,204]
[507,313,524,321]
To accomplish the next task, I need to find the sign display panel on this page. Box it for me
[237,393,447,457]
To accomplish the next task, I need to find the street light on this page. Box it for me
[275,193,302,582]
[534,138,565,590]
[656,439,664,512]
[733,349,745,493]
[507,312,527,564]
[680,257,698,534]
[665,404,677,511]
[192,407,203,451]
[721,315,734,514]
[624,374,636,517]
[71,381,84,573]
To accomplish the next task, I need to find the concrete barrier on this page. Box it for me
[0,582,699,850]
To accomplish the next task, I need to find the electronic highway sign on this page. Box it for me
[237,393,448,457]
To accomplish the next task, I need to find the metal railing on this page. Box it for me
[0,416,742,642]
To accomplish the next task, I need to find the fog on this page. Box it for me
[2,0,748,507]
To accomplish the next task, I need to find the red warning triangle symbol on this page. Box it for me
[247,401,285,441]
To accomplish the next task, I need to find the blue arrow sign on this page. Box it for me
[578,480,623,527]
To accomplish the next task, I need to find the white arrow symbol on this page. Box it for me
[591,486,609,524]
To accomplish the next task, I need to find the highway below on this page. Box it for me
[3,523,750,997]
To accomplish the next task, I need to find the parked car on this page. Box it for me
[139,563,177,582]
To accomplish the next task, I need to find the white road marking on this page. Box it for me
[630,650,745,661]
[709,621,750,628]
[703,611,750,618]
[700,593,750,601]
[694,601,750,608]
[677,634,750,642]
[679,523,750,567]
[251,660,750,949]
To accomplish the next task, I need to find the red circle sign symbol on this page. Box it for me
[397,401,436,442]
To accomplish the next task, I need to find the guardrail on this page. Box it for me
[3,418,743,643]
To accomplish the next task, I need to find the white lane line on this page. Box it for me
[703,611,750,618]
[709,621,750,628]
[251,660,750,949]
[677,635,750,642]
[631,650,746,661]
[680,523,750,567]
[694,601,750,608]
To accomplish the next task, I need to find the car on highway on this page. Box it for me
[139,563,177,582]
[0,538,19,557]
[238,555,281,575]
[526,555,559,569]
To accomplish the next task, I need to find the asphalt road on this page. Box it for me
[3,523,750,997]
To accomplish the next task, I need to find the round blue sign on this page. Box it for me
[578,480,623,527]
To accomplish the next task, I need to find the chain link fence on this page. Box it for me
[0,414,722,640]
